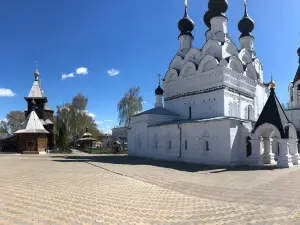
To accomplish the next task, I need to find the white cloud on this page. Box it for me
[0,88,15,97]
[88,113,96,119]
[62,73,75,80]
[95,121,103,125]
[76,67,88,75]
[96,120,113,133]
[107,69,120,76]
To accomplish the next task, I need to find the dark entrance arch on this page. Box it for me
[246,136,252,157]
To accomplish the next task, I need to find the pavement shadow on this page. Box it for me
[51,155,279,173]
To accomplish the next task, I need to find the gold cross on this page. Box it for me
[185,0,188,8]
[244,0,247,7]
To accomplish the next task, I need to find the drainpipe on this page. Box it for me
[177,122,182,158]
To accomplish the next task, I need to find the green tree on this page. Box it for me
[0,120,9,134]
[117,87,143,126]
[57,122,68,151]
[5,111,25,134]
[56,93,102,145]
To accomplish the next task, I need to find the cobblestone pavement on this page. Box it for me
[1,154,300,224]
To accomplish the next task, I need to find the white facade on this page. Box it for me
[128,1,299,168]
[129,115,256,166]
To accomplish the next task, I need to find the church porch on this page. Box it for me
[248,123,299,168]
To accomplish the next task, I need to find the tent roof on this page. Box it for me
[252,88,290,137]
[15,111,49,134]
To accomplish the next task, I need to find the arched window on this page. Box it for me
[297,84,300,100]
[169,140,172,149]
[246,136,252,157]
[189,106,192,119]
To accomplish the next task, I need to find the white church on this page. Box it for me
[128,0,300,168]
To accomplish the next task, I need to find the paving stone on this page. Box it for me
[1,154,300,224]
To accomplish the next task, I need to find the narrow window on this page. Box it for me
[155,140,158,148]
[248,106,251,120]
[189,106,192,119]
[246,136,252,157]
[185,140,187,150]
[205,141,209,151]
[169,140,172,149]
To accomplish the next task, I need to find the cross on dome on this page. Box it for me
[178,0,194,38]
[238,0,254,38]
[155,73,164,96]
[157,73,161,85]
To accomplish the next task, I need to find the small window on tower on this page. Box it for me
[205,141,209,151]
[189,106,192,119]
[169,140,172,149]
[185,140,188,150]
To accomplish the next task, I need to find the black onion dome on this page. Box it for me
[155,85,164,95]
[238,3,254,38]
[204,10,213,28]
[208,0,228,14]
[178,7,194,37]
[204,0,228,28]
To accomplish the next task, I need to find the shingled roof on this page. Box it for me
[28,80,43,98]
[44,104,53,111]
[15,110,49,134]
[132,107,179,117]
[252,87,289,138]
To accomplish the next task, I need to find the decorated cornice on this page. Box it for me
[164,84,254,101]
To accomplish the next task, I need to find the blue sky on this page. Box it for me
[0,0,300,133]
